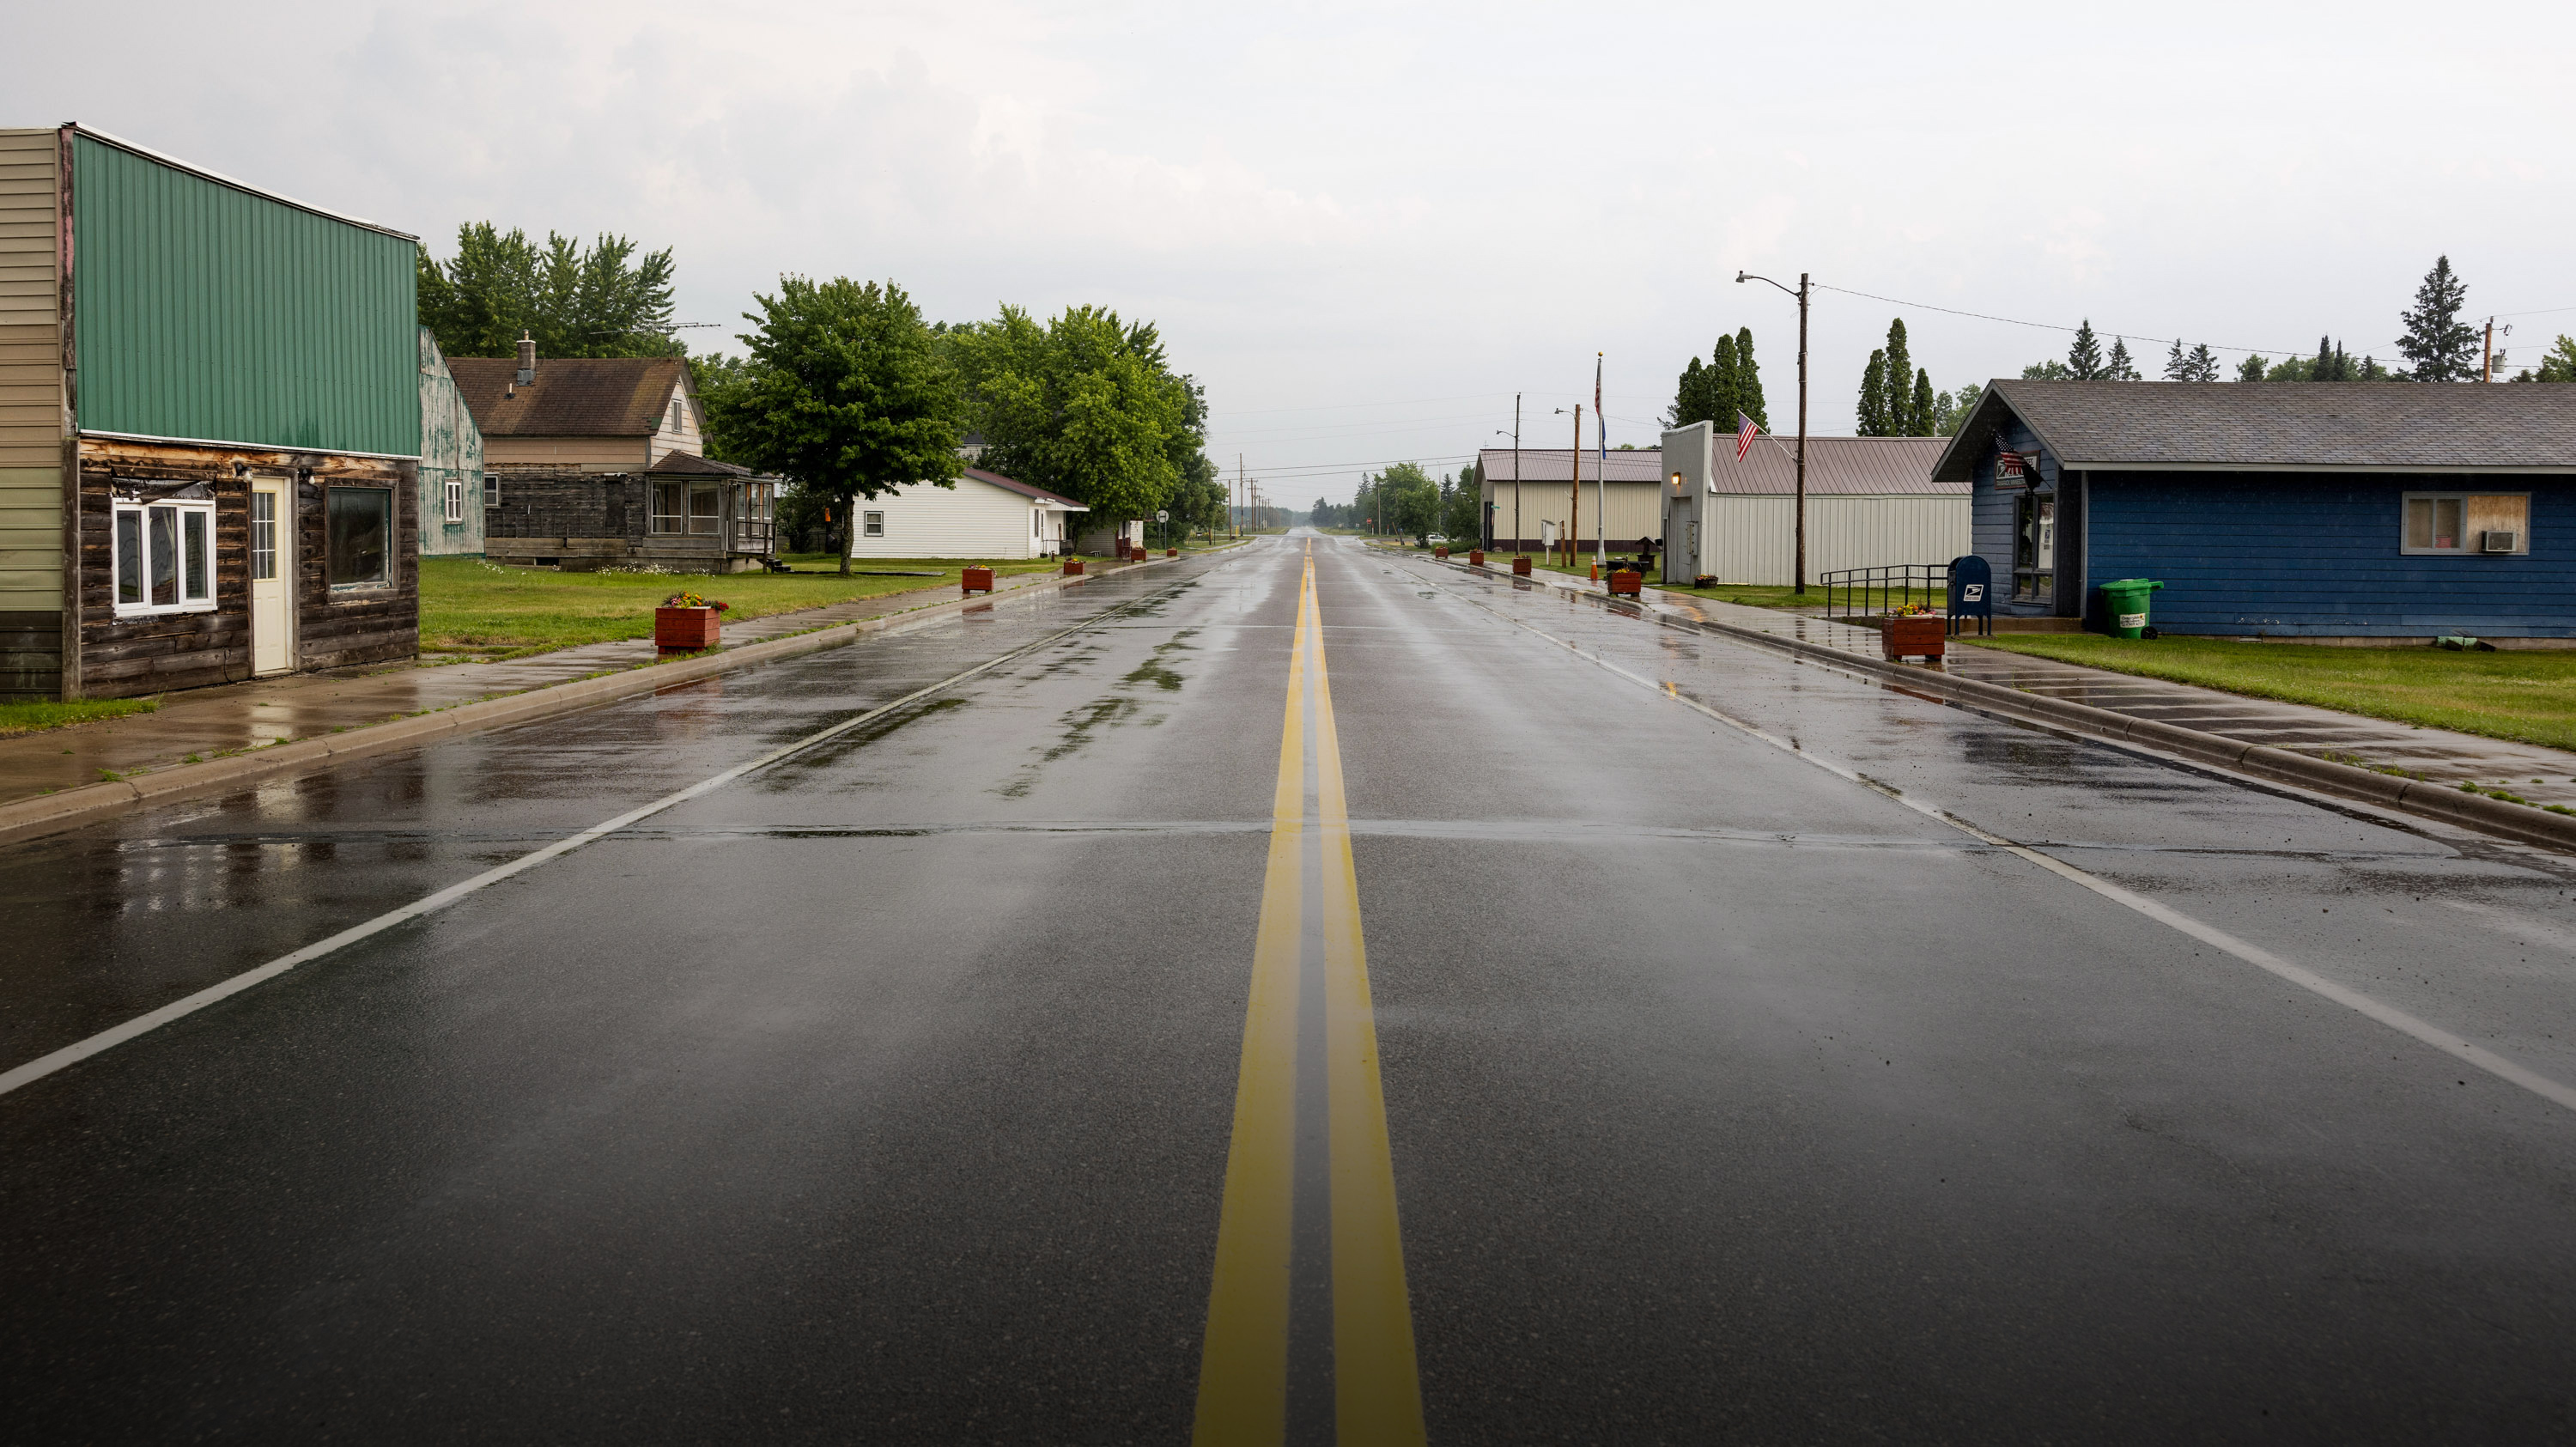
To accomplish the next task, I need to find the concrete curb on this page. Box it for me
[1434,556,2576,854]
[0,550,1218,848]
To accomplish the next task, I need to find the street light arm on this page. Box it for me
[1735,270,1799,300]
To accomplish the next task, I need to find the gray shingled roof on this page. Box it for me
[1479,447,1668,483]
[1707,435,1958,496]
[1933,380,2576,481]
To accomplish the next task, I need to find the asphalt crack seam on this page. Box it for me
[1433,573,2576,1118]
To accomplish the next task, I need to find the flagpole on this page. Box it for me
[1594,352,1607,576]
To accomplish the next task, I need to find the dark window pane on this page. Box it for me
[149,506,178,605]
[252,493,276,581]
[327,489,392,586]
[183,509,210,600]
[117,510,143,605]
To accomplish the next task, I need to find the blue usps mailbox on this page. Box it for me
[1947,555,1992,637]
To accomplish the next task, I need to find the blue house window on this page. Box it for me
[2404,493,2527,556]
[2014,495,2054,601]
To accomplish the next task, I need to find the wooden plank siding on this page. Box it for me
[0,129,64,696]
[2086,472,2576,638]
[483,470,762,572]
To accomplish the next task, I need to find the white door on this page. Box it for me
[250,478,293,674]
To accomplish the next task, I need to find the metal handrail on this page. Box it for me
[1819,562,1951,620]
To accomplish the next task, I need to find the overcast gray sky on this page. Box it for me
[20,0,2573,503]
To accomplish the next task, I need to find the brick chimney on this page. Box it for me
[515,331,537,386]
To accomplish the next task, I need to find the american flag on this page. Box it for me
[1735,411,1759,461]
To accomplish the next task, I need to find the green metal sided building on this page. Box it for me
[0,125,422,700]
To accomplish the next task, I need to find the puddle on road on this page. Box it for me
[755,696,969,787]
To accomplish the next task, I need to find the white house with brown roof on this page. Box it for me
[848,468,1088,561]
[1660,425,1966,586]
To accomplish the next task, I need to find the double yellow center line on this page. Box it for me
[1194,547,1425,1445]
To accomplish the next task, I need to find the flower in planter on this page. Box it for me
[1888,600,1935,617]
[661,592,732,611]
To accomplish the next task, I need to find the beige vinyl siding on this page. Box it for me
[1698,494,1969,587]
[482,435,650,471]
[848,477,1043,560]
[647,382,704,464]
[1485,480,1664,546]
[0,128,64,610]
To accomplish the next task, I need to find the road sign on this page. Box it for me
[1157,510,1170,522]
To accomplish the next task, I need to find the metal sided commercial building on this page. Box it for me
[1933,381,2576,641]
[1658,423,1965,586]
[1478,447,1667,553]
[0,125,421,700]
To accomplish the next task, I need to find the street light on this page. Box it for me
[1737,269,1811,595]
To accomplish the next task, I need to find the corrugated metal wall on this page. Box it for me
[416,328,483,554]
[1701,495,1969,586]
[1485,480,1663,547]
[71,133,418,457]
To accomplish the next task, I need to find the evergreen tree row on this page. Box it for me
[1666,329,1769,432]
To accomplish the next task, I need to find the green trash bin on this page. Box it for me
[2101,578,2163,639]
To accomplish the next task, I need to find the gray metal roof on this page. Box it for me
[1707,435,1959,495]
[1932,380,2576,481]
[1479,447,1668,483]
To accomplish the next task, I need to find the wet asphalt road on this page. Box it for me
[6,533,2576,1443]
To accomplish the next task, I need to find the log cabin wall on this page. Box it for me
[72,438,415,697]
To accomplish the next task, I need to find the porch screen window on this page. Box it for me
[651,482,683,534]
[444,474,465,523]
[2404,493,2527,555]
[688,483,720,535]
[863,510,885,538]
[2014,495,2055,603]
[111,496,216,616]
[252,493,277,581]
[326,488,392,587]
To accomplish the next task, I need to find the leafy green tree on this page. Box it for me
[1936,384,1984,435]
[2397,255,2480,381]
[1910,369,1937,435]
[2066,320,2106,380]
[950,304,1203,542]
[1881,319,1916,429]
[1856,350,1891,435]
[705,276,964,576]
[1442,463,1484,542]
[2105,337,2142,380]
[1709,333,1742,427]
[1667,356,1710,428]
[2021,359,2075,380]
[1370,462,1440,544]
[2512,334,2576,382]
[2237,355,2270,382]
[416,223,681,359]
[1735,327,1768,429]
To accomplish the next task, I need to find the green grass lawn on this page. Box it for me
[1965,633,2576,752]
[421,555,1063,660]
[0,696,160,739]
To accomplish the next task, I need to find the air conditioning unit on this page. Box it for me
[2482,530,2519,553]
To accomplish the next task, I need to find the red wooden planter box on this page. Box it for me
[1607,569,1643,596]
[1062,558,1084,576]
[655,606,721,650]
[1167,547,1178,557]
[1468,550,1485,568]
[1511,556,1532,576]
[1880,616,1947,661]
[962,566,994,595]
[1433,545,1449,559]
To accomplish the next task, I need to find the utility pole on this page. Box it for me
[1594,352,1607,576]
[1512,394,1523,557]
[1737,268,1812,593]
[1569,404,1582,568]
[2484,318,2495,383]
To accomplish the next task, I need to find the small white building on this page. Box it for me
[1661,425,1965,586]
[848,468,1087,560]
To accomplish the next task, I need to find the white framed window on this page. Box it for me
[326,488,393,588]
[2403,492,2527,556]
[651,481,683,535]
[444,474,465,523]
[688,483,720,535]
[863,510,885,538]
[252,492,277,581]
[112,489,216,616]
[483,472,500,508]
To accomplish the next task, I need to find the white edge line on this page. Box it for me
[1423,556,2576,1117]
[0,570,1214,1099]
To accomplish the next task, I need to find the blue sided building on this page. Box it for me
[1931,381,2576,641]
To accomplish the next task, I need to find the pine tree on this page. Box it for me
[1710,334,1742,428]
[2237,355,2269,382]
[2067,320,2105,380]
[1668,356,1707,428]
[1735,327,1768,429]
[1857,350,1890,435]
[2184,344,2220,382]
[1911,369,1936,436]
[2105,337,2141,380]
[2397,255,2480,381]
[2164,338,2190,380]
[1882,319,1914,429]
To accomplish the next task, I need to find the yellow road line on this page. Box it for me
[1194,550,1425,1444]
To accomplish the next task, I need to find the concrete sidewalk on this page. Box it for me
[1453,556,2576,812]
[0,563,1082,807]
